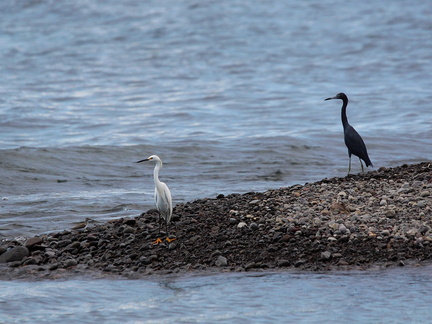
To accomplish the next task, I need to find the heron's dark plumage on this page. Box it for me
[325,92,373,173]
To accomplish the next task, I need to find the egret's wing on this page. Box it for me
[156,182,173,222]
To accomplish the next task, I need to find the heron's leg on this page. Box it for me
[347,156,352,175]
[359,158,364,173]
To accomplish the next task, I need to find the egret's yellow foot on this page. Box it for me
[152,238,163,244]
[166,237,177,243]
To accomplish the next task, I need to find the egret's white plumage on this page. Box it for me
[137,155,172,236]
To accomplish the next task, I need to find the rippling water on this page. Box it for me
[1,0,432,320]
[1,0,431,238]
[1,267,432,323]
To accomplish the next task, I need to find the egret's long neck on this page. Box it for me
[341,97,349,129]
[153,160,162,185]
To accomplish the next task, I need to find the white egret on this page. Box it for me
[137,155,175,243]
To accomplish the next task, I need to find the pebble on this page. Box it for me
[245,262,257,270]
[123,226,135,234]
[320,251,332,261]
[215,255,228,267]
[1,162,432,279]
[229,218,238,225]
[62,259,78,268]
[0,247,29,263]
[249,222,258,230]
[45,251,56,258]
[385,210,396,218]
[25,237,43,248]
[338,224,348,234]
[417,201,426,208]
[277,259,290,267]
[420,191,430,197]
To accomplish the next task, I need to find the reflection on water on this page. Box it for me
[1,267,432,323]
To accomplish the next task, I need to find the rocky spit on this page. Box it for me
[1,162,432,280]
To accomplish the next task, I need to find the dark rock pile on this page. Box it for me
[1,162,432,279]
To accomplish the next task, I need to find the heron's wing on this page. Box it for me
[344,126,371,164]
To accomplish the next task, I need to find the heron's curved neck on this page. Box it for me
[341,97,349,129]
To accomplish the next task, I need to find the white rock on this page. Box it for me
[237,222,247,228]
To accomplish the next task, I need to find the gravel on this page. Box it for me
[1,162,432,279]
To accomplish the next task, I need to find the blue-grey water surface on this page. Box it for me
[0,0,432,321]
[1,267,432,323]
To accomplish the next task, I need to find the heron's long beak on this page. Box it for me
[136,158,150,163]
[324,97,335,101]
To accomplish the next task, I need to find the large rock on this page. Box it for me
[25,237,43,248]
[0,246,29,263]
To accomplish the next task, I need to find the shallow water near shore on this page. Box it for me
[1,266,432,323]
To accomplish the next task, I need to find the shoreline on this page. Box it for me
[1,162,432,280]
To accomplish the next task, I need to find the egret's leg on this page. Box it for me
[165,222,176,242]
[359,158,364,173]
[158,214,162,234]
[152,213,163,244]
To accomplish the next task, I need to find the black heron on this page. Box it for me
[325,93,373,174]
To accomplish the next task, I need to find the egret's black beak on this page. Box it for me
[324,97,335,101]
[136,158,150,163]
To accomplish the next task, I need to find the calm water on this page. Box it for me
[0,0,431,321]
[1,267,432,323]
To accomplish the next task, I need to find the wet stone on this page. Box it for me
[25,237,43,248]
[0,247,29,263]
[215,255,228,267]
[277,259,290,267]
[62,259,78,268]
[320,251,332,261]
